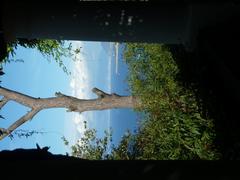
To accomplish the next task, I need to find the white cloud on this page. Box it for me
[70,79,76,89]
[65,40,113,144]
[73,114,83,124]
[107,42,114,93]
[67,41,93,138]
[76,123,85,136]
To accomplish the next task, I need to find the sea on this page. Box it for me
[101,42,140,145]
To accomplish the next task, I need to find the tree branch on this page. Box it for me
[0,87,37,108]
[55,92,65,97]
[0,86,139,141]
[92,88,110,98]
[0,97,8,109]
[0,108,40,140]
[0,128,10,135]
[91,88,122,99]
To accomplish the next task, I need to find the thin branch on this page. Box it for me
[0,128,10,134]
[55,91,80,101]
[55,92,65,97]
[92,88,122,99]
[0,108,40,140]
[0,97,8,109]
[92,88,110,98]
[0,87,36,108]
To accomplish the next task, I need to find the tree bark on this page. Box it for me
[0,86,140,140]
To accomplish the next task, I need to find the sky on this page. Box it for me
[0,40,138,155]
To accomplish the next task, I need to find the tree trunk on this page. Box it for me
[0,86,141,140]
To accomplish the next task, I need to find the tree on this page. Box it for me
[66,43,220,160]
[0,86,140,140]
[70,128,112,160]
[0,42,220,160]
[61,121,136,160]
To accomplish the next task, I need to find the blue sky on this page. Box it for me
[0,40,138,155]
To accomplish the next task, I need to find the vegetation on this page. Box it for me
[68,43,220,160]
[63,127,135,160]
[1,39,220,159]
[3,38,73,74]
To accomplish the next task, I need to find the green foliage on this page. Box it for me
[109,130,136,160]
[124,43,220,160]
[68,43,220,160]
[61,136,69,146]
[65,127,136,160]
[70,128,113,160]
[4,38,73,74]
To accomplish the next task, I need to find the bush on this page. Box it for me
[124,43,220,160]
